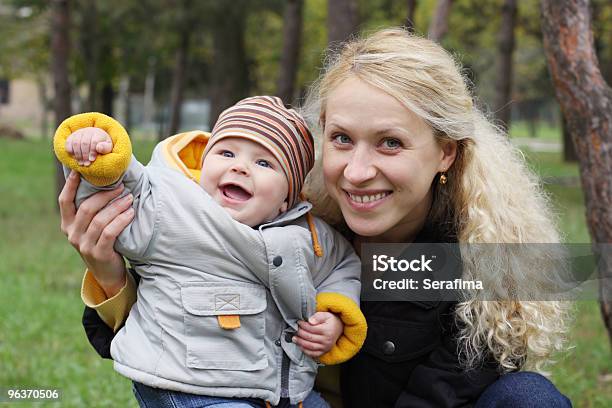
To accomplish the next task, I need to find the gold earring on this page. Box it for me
[439,172,448,185]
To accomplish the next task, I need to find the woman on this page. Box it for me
[59,28,572,407]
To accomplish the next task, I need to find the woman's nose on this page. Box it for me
[343,146,377,185]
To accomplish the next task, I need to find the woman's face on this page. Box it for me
[322,76,456,242]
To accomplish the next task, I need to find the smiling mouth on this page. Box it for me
[221,184,253,201]
[345,191,392,204]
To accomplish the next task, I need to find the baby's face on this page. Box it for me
[200,138,289,227]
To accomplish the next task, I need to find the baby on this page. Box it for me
[54,96,366,407]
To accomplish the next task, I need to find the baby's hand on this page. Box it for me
[65,127,113,166]
[293,311,344,359]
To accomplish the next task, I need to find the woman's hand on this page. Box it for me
[293,312,344,359]
[58,170,135,298]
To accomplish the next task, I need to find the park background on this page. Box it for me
[0,0,611,406]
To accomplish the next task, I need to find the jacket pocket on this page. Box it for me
[181,281,268,371]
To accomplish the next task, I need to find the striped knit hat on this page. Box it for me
[204,96,315,209]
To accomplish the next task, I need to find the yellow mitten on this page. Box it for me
[316,292,367,365]
[54,112,132,186]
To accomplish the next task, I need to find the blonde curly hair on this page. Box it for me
[301,28,571,373]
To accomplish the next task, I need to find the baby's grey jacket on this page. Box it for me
[57,117,364,405]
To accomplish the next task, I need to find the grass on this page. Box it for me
[524,150,591,243]
[525,150,581,179]
[509,120,563,140]
[0,137,610,407]
[0,138,156,408]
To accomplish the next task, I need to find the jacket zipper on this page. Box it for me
[280,352,290,398]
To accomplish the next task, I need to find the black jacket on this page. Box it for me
[82,306,114,359]
[340,225,499,408]
[340,301,499,408]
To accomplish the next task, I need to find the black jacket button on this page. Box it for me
[382,340,395,355]
[273,256,283,267]
[275,339,281,346]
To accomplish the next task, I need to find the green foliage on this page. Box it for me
[592,0,612,83]
[358,0,410,32]
[246,8,284,94]
[0,3,48,79]
[1,0,611,118]
[412,0,438,35]
[297,0,327,94]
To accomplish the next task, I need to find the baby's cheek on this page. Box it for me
[200,176,229,210]
[199,175,214,195]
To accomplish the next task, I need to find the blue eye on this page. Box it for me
[382,138,402,149]
[221,150,234,158]
[256,159,272,168]
[333,134,352,144]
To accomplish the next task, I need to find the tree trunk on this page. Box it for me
[541,0,612,343]
[209,2,249,129]
[562,117,578,162]
[101,81,114,116]
[277,0,303,105]
[405,0,418,32]
[428,0,453,42]
[167,27,191,137]
[51,0,72,200]
[36,76,49,139]
[81,0,99,112]
[117,75,131,133]
[493,0,517,132]
[99,34,115,116]
[327,0,359,45]
[142,57,156,128]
